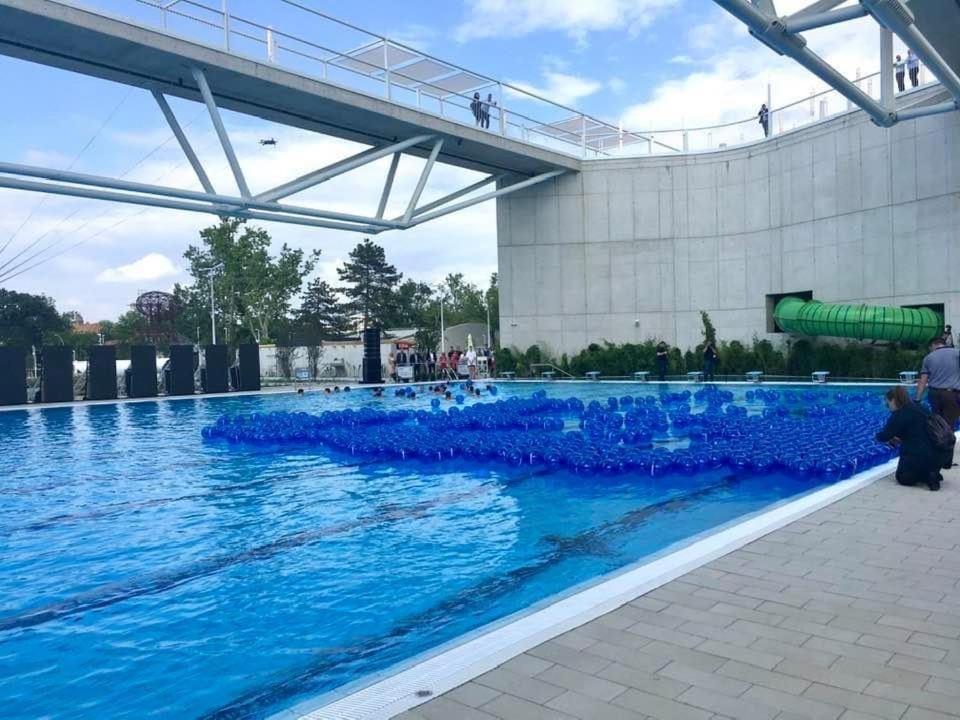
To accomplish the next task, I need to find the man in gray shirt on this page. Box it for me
[917,337,960,427]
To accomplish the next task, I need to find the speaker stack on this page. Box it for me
[40,346,74,403]
[202,345,229,394]
[127,345,158,398]
[0,346,27,406]
[237,343,261,391]
[165,344,195,396]
[361,328,382,384]
[86,345,117,400]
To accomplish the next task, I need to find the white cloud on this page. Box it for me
[616,9,890,148]
[669,54,694,65]
[608,77,627,94]
[455,0,682,43]
[96,253,180,283]
[510,70,604,106]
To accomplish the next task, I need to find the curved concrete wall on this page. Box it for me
[496,89,960,356]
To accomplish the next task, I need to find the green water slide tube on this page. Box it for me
[773,297,942,343]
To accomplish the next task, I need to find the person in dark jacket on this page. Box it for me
[655,341,669,382]
[876,386,942,491]
[703,341,718,382]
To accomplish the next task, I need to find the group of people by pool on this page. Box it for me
[389,346,494,382]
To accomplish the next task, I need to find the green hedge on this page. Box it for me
[496,338,925,380]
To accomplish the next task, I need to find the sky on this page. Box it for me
[0,0,908,322]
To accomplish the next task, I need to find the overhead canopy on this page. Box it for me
[530,114,652,150]
[332,38,493,99]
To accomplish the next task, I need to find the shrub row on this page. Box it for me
[495,338,926,380]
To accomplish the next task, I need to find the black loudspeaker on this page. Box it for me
[86,345,117,400]
[41,346,74,403]
[203,345,229,393]
[128,345,158,398]
[361,328,382,384]
[237,343,260,391]
[166,345,195,396]
[0,346,27,406]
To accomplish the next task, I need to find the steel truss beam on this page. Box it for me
[0,69,569,235]
[712,0,960,128]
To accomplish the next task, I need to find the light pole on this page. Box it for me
[439,292,446,354]
[207,262,224,345]
[486,298,491,349]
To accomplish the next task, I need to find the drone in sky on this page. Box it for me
[259,138,277,147]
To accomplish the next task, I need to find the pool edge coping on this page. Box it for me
[296,458,898,720]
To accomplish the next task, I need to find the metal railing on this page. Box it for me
[67,0,939,159]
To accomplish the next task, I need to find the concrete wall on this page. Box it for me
[496,91,960,356]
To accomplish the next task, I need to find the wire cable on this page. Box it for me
[0,88,133,267]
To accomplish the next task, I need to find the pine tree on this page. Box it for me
[295,279,352,339]
[336,239,402,329]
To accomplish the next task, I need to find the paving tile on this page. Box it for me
[629,595,670,612]
[545,690,647,720]
[580,620,659,650]
[878,615,960,640]
[716,660,812,696]
[631,640,727,673]
[863,680,960,716]
[728,619,810,646]
[757,601,835,625]
[741,685,845,720]
[779,618,861,644]
[553,629,599,651]
[855,633,948,661]
[774,659,870,693]
[908,633,960,655]
[473,668,566,705]
[597,662,690,699]
[837,712,885,720]
[626,621,706,648]
[528,640,612,675]
[829,615,912,641]
[710,603,787,626]
[447,682,503,708]
[612,688,713,720]
[677,686,779,720]
[901,708,958,720]
[615,604,688,629]
[802,636,893,664]
[583,641,669,674]
[480,693,579,720]
[536,665,627,702]
[802,683,908,720]
[662,603,736,628]
[888,654,960,682]
[657,661,751,698]
[499,654,553,678]
[693,587,764,610]
[678,621,758,647]
[414,697,500,719]
[750,636,840,667]
[924,677,960,698]
[696,640,784,670]
[830,657,930,690]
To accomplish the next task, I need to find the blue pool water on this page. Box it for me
[0,382,892,719]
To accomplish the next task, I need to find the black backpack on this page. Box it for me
[927,413,957,453]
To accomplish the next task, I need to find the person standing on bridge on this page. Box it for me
[894,54,906,92]
[471,92,482,125]
[481,93,492,129]
[907,49,920,88]
[758,103,770,138]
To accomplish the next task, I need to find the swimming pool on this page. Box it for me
[0,382,895,719]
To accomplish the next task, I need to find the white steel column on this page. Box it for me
[880,27,894,107]
[192,67,250,198]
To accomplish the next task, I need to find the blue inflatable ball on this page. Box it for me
[431,398,440,409]
[455,394,465,404]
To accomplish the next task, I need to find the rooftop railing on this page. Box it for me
[66,0,938,159]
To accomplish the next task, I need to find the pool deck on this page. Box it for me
[399,460,960,720]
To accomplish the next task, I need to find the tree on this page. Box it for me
[0,289,69,348]
[337,238,402,329]
[439,273,486,326]
[295,279,352,340]
[700,310,717,348]
[62,310,84,326]
[183,219,319,343]
[389,279,434,328]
